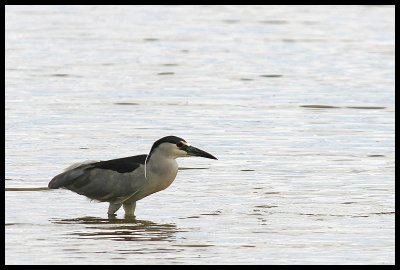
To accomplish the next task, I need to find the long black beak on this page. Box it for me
[184,145,218,160]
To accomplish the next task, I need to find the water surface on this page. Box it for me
[5,5,395,265]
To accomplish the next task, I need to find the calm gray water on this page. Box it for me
[5,5,395,265]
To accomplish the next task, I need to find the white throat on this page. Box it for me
[145,148,179,192]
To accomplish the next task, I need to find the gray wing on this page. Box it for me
[48,155,147,203]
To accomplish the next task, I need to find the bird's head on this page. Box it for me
[148,136,217,160]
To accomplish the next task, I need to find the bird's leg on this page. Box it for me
[123,201,136,218]
[107,203,122,216]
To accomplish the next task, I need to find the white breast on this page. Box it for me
[147,158,178,192]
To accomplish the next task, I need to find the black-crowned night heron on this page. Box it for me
[48,136,217,217]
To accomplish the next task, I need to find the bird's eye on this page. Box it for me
[176,142,183,148]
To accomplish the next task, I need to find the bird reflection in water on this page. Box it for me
[52,216,178,242]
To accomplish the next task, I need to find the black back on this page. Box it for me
[92,154,147,173]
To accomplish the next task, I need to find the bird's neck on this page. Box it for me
[145,151,178,190]
[147,152,178,175]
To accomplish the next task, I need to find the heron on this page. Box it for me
[48,136,217,217]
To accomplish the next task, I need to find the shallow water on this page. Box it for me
[5,5,395,265]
